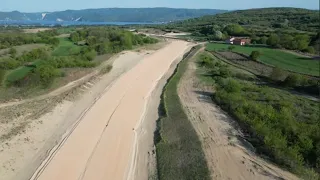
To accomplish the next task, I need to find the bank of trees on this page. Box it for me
[0,29,59,49]
[198,54,320,178]
[69,27,158,55]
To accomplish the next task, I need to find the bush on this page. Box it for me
[284,74,302,87]
[250,51,261,61]
[228,45,235,51]
[270,67,287,81]
[33,64,60,87]
[0,70,5,86]
[100,65,113,74]
[306,46,315,54]
[218,78,242,93]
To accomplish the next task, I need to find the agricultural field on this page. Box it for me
[206,43,319,76]
[213,51,274,77]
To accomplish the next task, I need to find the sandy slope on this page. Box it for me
[29,40,190,180]
[0,51,149,180]
[177,53,299,180]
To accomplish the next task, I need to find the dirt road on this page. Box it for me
[178,52,299,180]
[30,40,190,180]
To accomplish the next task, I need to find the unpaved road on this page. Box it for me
[178,52,299,180]
[0,50,150,180]
[29,40,190,180]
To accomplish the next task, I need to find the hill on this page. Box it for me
[169,8,319,33]
[0,8,227,23]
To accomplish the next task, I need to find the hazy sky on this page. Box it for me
[1,0,319,12]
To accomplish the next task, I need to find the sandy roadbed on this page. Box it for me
[178,52,298,180]
[28,40,190,180]
[0,50,150,180]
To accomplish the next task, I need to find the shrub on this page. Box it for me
[306,46,315,54]
[0,70,5,86]
[284,74,302,87]
[100,65,113,74]
[270,67,287,81]
[33,64,60,87]
[228,45,235,51]
[250,51,261,61]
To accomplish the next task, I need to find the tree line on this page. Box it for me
[0,29,59,49]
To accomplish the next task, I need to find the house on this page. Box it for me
[225,37,235,44]
[226,37,251,46]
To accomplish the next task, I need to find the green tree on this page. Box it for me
[70,32,80,42]
[213,30,223,40]
[280,34,294,49]
[260,36,268,44]
[223,24,245,36]
[294,34,310,51]
[267,34,280,47]
[250,51,261,61]
[34,64,60,87]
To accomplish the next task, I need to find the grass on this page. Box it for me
[155,46,210,180]
[206,43,320,76]
[6,60,42,84]
[52,38,81,56]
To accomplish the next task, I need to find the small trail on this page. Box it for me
[177,49,299,180]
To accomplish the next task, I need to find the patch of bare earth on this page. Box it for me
[177,52,299,180]
[23,28,51,33]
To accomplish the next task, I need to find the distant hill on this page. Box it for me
[170,7,319,33]
[0,8,227,23]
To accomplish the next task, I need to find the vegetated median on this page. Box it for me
[154,45,210,180]
[196,52,320,179]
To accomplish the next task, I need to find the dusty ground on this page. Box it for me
[0,49,152,180]
[177,51,299,180]
[0,40,190,180]
[23,28,51,33]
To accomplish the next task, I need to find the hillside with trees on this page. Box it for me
[163,8,319,53]
[168,8,319,33]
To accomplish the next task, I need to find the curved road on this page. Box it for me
[30,40,190,180]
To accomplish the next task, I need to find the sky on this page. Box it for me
[1,0,319,12]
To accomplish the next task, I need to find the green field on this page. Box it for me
[52,38,81,56]
[6,60,42,84]
[156,46,210,180]
[206,43,319,76]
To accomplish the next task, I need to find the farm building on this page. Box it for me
[226,37,251,45]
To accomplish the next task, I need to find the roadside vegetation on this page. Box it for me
[155,46,210,180]
[197,52,320,179]
[0,27,158,102]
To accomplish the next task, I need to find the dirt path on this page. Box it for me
[177,51,299,180]
[29,40,190,180]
